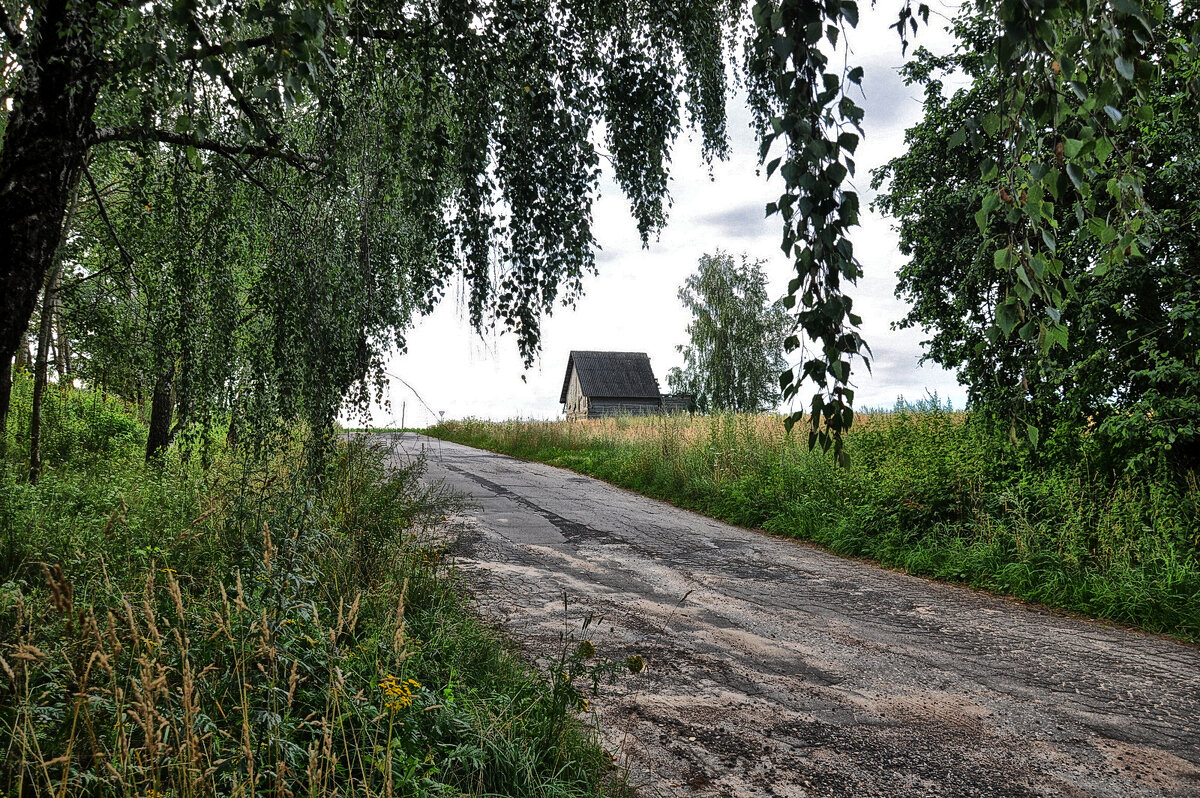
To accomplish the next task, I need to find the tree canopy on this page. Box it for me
[668,251,790,414]
[0,0,742,447]
[873,9,1199,473]
[748,0,1198,453]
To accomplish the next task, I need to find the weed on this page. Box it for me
[0,373,622,796]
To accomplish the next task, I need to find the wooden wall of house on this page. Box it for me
[564,368,589,420]
[661,394,694,414]
[586,398,662,418]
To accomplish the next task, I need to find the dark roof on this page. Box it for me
[559,351,661,403]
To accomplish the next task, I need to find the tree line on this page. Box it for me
[1,0,1196,473]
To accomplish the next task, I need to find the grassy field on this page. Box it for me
[428,408,1200,641]
[0,373,627,797]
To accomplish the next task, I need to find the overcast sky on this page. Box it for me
[351,7,968,429]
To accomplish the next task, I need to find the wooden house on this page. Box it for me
[560,351,692,420]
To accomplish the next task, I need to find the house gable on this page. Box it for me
[558,351,660,404]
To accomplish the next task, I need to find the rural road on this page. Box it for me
[384,433,1200,798]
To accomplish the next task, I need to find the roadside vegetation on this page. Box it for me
[429,405,1199,642]
[0,372,624,797]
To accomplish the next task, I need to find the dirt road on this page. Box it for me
[386,433,1200,798]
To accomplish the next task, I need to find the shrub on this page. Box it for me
[1,392,622,796]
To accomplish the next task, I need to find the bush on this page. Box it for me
[0,389,623,796]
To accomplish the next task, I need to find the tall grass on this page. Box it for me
[430,408,1200,641]
[0,372,624,797]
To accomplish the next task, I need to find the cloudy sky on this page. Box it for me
[354,6,968,428]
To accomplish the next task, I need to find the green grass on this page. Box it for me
[427,411,1200,641]
[0,372,627,797]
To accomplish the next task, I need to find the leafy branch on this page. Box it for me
[750,0,871,458]
[89,128,318,170]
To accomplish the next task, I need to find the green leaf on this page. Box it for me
[1066,162,1084,191]
[842,1,859,27]
[829,360,849,383]
[996,299,1020,336]
[1026,424,1039,449]
[1114,56,1135,80]
[993,245,1013,271]
[980,190,1000,229]
[1041,228,1057,253]
[1046,321,1068,352]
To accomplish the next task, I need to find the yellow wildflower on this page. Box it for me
[379,674,418,711]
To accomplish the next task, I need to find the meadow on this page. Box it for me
[0,372,626,797]
[429,405,1200,641]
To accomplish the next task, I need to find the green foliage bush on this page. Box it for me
[430,412,1200,641]
[0,382,623,797]
[4,370,145,467]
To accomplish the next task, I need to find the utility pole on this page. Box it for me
[401,401,406,431]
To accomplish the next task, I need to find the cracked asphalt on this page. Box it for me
[384,433,1200,798]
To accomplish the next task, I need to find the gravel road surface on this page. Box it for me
[385,433,1200,798]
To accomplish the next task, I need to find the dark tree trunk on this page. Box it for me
[0,331,28,449]
[48,270,67,380]
[56,311,72,377]
[0,0,103,428]
[146,370,175,461]
[29,268,60,484]
[226,407,241,448]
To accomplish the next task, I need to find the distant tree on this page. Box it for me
[668,251,791,413]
